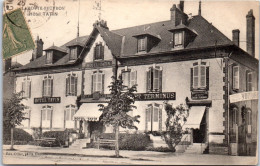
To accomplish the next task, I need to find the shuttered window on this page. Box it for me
[22,77,31,98]
[70,47,77,60]
[43,76,53,97]
[122,69,137,88]
[233,66,239,90]
[138,37,146,52]
[192,63,207,89]
[42,106,52,121]
[66,73,78,96]
[46,51,53,64]
[94,43,104,60]
[147,66,162,92]
[65,105,77,121]
[145,103,162,132]
[246,72,253,91]
[92,71,104,93]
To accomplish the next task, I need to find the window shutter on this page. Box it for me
[66,77,69,96]
[130,71,137,87]
[50,109,53,129]
[159,69,162,92]
[200,66,206,87]
[145,108,148,132]
[190,68,193,90]
[75,77,78,96]
[159,106,162,132]
[94,45,97,60]
[40,110,43,128]
[138,39,141,52]
[42,80,45,97]
[22,81,25,97]
[102,74,105,94]
[91,75,94,94]
[28,81,31,98]
[147,68,151,92]
[193,66,199,89]
[64,110,66,128]
[206,66,209,90]
[50,79,53,97]
[101,45,104,59]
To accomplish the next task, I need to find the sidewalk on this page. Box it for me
[3,145,258,165]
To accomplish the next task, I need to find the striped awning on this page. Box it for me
[73,103,104,121]
[183,106,206,129]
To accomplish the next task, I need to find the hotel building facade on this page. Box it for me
[13,2,258,156]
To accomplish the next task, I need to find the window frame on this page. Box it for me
[147,66,162,92]
[146,103,162,132]
[42,105,52,121]
[122,69,137,89]
[92,71,104,93]
[65,105,77,121]
[247,71,253,91]
[193,62,207,89]
[66,73,77,96]
[94,43,104,60]
[70,47,77,60]
[46,51,53,64]
[174,31,184,48]
[138,36,146,52]
[43,75,53,97]
[22,77,31,98]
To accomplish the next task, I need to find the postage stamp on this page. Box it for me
[2,8,35,59]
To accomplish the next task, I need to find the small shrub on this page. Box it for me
[3,128,33,145]
[119,133,151,150]
[42,131,67,146]
[99,133,151,151]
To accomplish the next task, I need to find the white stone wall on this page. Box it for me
[16,70,82,130]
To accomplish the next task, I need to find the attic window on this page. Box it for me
[46,51,53,64]
[138,37,146,52]
[173,31,184,48]
[94,43,104,60]
[70,47,77,60]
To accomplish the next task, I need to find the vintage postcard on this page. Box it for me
[2,0,259,165]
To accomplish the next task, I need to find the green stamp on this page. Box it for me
[2,8,35,59]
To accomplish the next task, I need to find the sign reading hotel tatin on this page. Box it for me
[34,97,61,104]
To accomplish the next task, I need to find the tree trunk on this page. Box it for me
[115,125,119,157]
[10,127,14,150]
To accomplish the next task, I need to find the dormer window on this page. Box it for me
[138,37,146,52]
[46,51,53,64]
[70,47,77,60]
[94,43,104,60]
[174,31,184,47]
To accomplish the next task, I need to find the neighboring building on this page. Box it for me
[13,2,258,156]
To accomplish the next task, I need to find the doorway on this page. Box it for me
[193,111,207,143]
[88,121,103,140]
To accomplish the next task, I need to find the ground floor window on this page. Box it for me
[145,103,162,132]
[41,105,53,128]
[64,105,77,128]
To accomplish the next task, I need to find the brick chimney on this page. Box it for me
[246,9,255,57]
[170,2,188,26]
[31,36,44,61]
[232,29,240,47]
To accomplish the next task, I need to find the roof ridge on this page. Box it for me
[111,20,170,32]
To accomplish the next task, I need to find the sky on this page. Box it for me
[9,0,259,65]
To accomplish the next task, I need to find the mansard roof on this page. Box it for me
[15,14,257,71]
